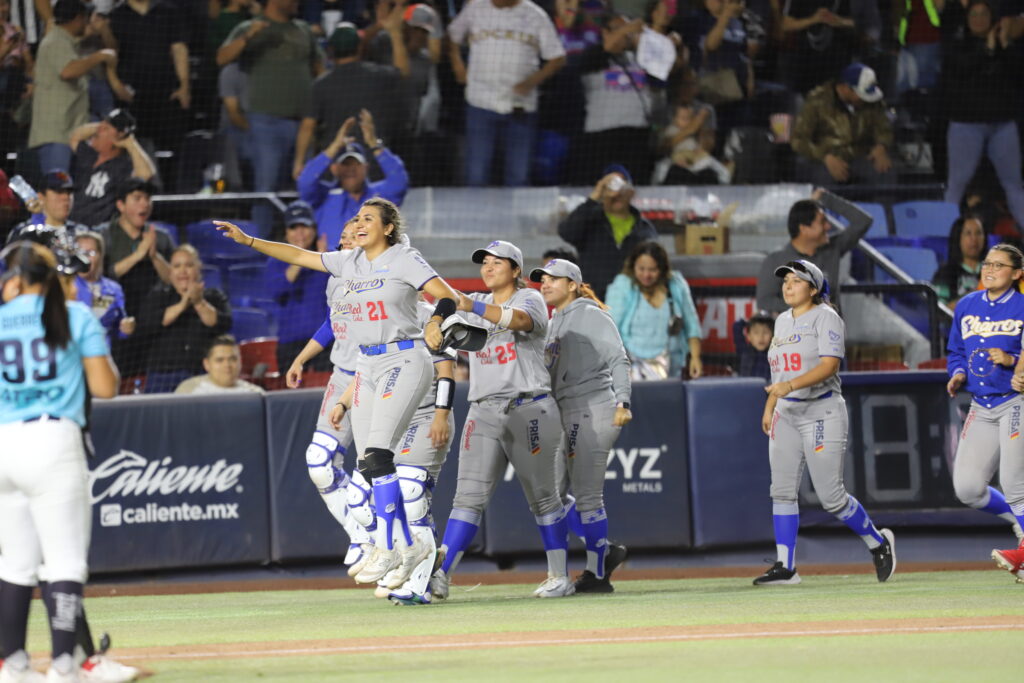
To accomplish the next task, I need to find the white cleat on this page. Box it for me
[347,543,378,578]
[343,543,363,566]
[0,661,46,683]
[384,539,433,589]
[353,546,399,584]
[373,580,392,598]
[533,574,575,598]
[430,569,450,600]
[79,655,139,683]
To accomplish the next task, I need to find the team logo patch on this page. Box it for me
[813,419,825,453]
[961,409,975,441]
[401,425,418,455]
[1011,405,1021,440]
[828,330,840,342]
[381,367,401,399]
[528,418,541,455]
[463,419,476,451]
[544,339,561,370]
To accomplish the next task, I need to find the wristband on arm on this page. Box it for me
[435,377,455,410]
[432,296,457,321]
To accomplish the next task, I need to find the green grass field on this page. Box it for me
[24,571,1024,681]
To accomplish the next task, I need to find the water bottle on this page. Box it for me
[8,175,38,206]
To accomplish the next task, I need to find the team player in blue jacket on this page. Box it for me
[946,244,1024,583]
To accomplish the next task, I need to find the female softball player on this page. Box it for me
[0,242,119,681]
[215,198,460,591]
[757,259,895,586]
[533,258,631,593]
[330,299,457,604]
[944,244,1024,582]
[285,218,372,573]
[431,241,573,600]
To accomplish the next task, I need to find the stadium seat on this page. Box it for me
[918,357,947,370]
[200,264,223,292]
[186,220,266,265]
[239,337,279,377]
[892,201,959,238]
[231,307,277,342]
[875,245,939,282]
[150,221,179,245]
[857,202,890,238]
[227,261,270,306]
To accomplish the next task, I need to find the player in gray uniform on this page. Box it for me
[431,241,574,600]
[334,300,458,605]
[285,220,375,575]
[533,258,632,593]
[215,198,461,592]
[756,260,896,586]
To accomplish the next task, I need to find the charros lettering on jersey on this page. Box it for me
[960,315,1024,339]
[342,277,387,294]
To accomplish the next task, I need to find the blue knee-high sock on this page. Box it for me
[835,495,885,548]
[536,510,569,577]
[372,473,412,549]
[772,502,800,570]
[564,495,585,542]
[580,508,609,577]
[440,509,480,574]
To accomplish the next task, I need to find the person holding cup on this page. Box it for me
[557,164,658,300]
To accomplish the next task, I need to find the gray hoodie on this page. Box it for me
[544,297,631,404]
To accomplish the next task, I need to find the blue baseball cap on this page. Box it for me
[43,169,74,191]
[840,62,883,103]
[284,200,315,227]
[602,163,633,186]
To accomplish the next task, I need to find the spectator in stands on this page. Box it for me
[218,0,323,233]
[67,108,157,227]
[733,311,773,381]
[265,200,331,372]
[657,102,732,184]
[364,3,446,179]
[605,240,703,379]
[755,188,871,312]
[542,246,579,264]
[293,21,405,179]
[558,164,657,300]
[296,111,408,248]
[941,0,1024,230]
[74,230,134,345]
[0,0,33,150]
[777,0,881,95]
[109,0,190,151]
[0,169,19,240]
[138,244,232,393]
[685,0,756,111]
[571,15,663,185]
[175,334,265,395]
[218,60,250,190]
[448,0,566,186]
[29,0,117,174]
[897,0,943,93]
[100,177,172,321]
[791,62,894,186]
[208,0,254,54]
[7,170,89,250]
[932,214,988,306]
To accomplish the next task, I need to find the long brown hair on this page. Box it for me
[362,197,405,245]
[622,241,672,290]
[574,281,609,310]
[2,241,71,349]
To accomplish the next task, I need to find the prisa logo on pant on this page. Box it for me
[566,422,579,458]
[381,367,401,399]
[1011,405,1021,440]
[89,450,244,504]
[528,419,541,455]
[813,420,825,453]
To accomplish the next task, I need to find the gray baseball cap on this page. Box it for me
[530,258,582,284]
[774,259,825,292]
[472,240,523,271]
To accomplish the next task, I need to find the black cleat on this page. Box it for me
[752,561,802,586]
[573,570,613,593]
[871,529,897,582]
[604,543,628,580]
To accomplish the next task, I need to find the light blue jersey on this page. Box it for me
[0,295,109,426]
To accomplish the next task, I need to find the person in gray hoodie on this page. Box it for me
[532,257,632,593]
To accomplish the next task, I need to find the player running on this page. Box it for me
[533,258,631,593]
[756,259,896,586]
[0,241,120,682]
[944,244,1024,582]
[215,198,461,592]
[431,241,573,600]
